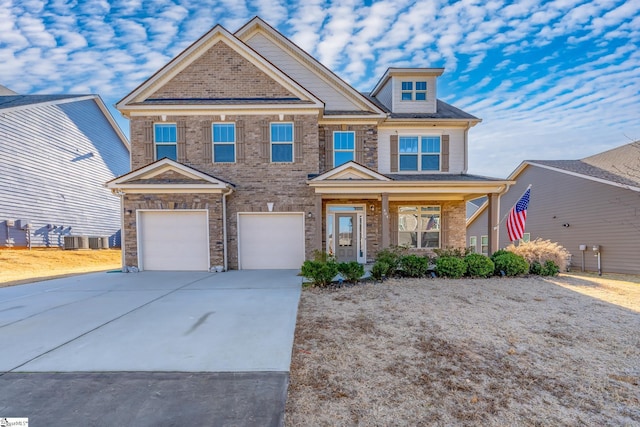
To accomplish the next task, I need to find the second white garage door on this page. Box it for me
[238,213,305,269]
[138,210,209,271]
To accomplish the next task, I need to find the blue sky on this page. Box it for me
[1,0,639,178]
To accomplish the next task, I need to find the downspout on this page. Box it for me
[463,120,471,173]
[114,189,126,272]
[222,187,233,272]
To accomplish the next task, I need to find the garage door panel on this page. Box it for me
[239,214,304,270]
[139,211,209,271]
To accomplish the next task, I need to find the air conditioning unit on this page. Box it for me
[88,237,102,249]
[64,236,90,250]
[64,236,79,250]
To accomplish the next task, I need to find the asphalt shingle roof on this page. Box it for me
[529,158,640,188]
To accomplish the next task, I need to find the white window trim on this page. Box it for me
[333,130,355,168]
[469,236,477,253]
[398,134,442,172]
[154,123,177,161]
[480,235,488,255]
[270,122,294,163]
[397,205,441,249]
[212,122,236,163]
[326,204,366,264]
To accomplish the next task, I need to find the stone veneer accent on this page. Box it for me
[122,193,224,269]
[149,42,296,100]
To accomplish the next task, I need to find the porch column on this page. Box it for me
[381,193,390,248]
[487,192,500,254]
[315,193,323,253]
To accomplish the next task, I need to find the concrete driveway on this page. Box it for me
[0,270,302,426]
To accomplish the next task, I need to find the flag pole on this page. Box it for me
[492,184,531,231]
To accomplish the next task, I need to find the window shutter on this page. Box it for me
[236,120,245,162]
[143,120,154,163]
[355,130,365,164]
[390,134,398,172]
[294,121,303,163]
[440,210,448,248]
[441,135,450,172]
[260,120,270,161]
[202,122,212,163]
[325,128,333,169]
[177,120,187,162]
[390,208,398,246]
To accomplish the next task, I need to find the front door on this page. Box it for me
[335,213,357,262]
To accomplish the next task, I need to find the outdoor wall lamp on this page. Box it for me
[562,223,570,227]
[267,202,274,212]
[370,204,375,212]
[307,212,313,218]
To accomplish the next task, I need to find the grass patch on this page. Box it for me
[0,248,122,287]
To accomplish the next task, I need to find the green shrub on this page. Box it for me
[541,260,560,276]
[433,247,472,258]
[529,261,543,275]
[490,249,510,262]
[399,254,430,277]
[374,246,406,277]
[300,251,338,287]
[435,256,466,279]
[493,252,529,276]
[337,261,365,284]
[370,261,390,281]
[464,253,494,278]
[506,239,571,272]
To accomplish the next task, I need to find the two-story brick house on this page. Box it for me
[107,17,510,271]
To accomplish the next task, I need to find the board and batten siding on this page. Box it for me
[244,32,364,112]
[0,99,130,248]
[467,165,640,274]
[377,127,465,174]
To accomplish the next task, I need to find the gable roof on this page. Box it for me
[235,17,385,117]
[117,24,323,113]
[309,161,392,182]
[106,158,234,191]
[0,94,129,152]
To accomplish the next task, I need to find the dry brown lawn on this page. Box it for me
[0,248,122,287]
[286,273,640,426]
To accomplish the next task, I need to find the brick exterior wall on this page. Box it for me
[150,42,296,100]
[318,124,378,172]
[128,113,319,270]
[122,193,224,268]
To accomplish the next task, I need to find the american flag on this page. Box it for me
[506,188,530,241]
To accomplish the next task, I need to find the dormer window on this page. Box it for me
[401,81,427,101]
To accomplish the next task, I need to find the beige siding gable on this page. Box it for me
[150,41,297,100]
[241,31,377,113]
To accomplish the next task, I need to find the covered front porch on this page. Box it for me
[308,162,513,262]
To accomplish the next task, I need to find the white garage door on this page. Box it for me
[139,210,209,271]
[238,213,305,269]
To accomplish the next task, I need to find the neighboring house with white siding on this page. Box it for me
[0,89,130,248]
[467,141,640,274]
[106,17,510,272]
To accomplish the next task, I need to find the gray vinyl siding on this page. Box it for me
[467,165,640,274]
[0,99,130,247]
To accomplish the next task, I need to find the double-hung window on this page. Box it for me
[213,123,235,162]
[401,81,427,101]
[399,135,440,171]
[481,236,488,255]
[154,123,177,161]
[333,131,355,167]
[271,123,293,162]
[398,206,441,249]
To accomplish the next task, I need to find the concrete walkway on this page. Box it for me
[0,270,302,426]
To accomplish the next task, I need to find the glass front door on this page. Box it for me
[335,213,357,262]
